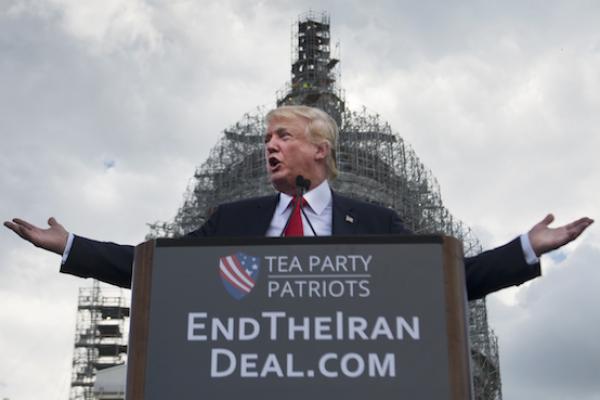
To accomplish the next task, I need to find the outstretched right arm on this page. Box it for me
[3,217,134,288]
[4,210,221,288]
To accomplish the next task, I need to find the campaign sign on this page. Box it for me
[134,236,468,400]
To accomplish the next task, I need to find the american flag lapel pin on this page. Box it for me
[345,214,354,224]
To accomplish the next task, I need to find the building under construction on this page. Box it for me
[142,10,501,399]
[69,281,129,400]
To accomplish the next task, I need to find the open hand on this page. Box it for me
[528,214,594,257]
[3,217,69,255]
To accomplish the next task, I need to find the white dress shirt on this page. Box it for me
[265,179,333,237]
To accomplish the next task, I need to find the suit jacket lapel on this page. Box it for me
[332,192,358,235]
[253,194,279,236]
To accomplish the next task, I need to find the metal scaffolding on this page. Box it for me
[69,281,129,400]
[149,11,502,400]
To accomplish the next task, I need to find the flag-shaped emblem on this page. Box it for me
[219,252,260,300]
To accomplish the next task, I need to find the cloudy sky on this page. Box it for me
[1,0,598,399]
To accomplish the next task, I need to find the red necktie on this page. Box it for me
[284,196,307,237]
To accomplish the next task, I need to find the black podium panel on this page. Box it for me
[128,236,470,400]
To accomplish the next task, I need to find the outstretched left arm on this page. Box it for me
[464,214,593,300]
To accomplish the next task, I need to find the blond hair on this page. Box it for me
[265,105,339,179]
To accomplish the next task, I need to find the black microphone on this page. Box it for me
[295,175,311,193]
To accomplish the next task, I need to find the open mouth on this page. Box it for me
[268,157,281,170]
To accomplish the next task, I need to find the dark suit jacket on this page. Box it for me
[61,193,541,300]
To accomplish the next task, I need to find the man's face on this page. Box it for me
[264,115,326,195]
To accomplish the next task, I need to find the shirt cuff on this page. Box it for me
[520,233,539,265]
[61,232,74,265]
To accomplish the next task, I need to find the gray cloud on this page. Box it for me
[488,234,600,400]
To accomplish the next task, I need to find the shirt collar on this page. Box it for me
[276,179,332,216]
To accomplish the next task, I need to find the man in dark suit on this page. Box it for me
[4,106,593,300]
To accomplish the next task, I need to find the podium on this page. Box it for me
[126,235,472,399]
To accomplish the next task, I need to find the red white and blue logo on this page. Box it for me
[219,252,261,300]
